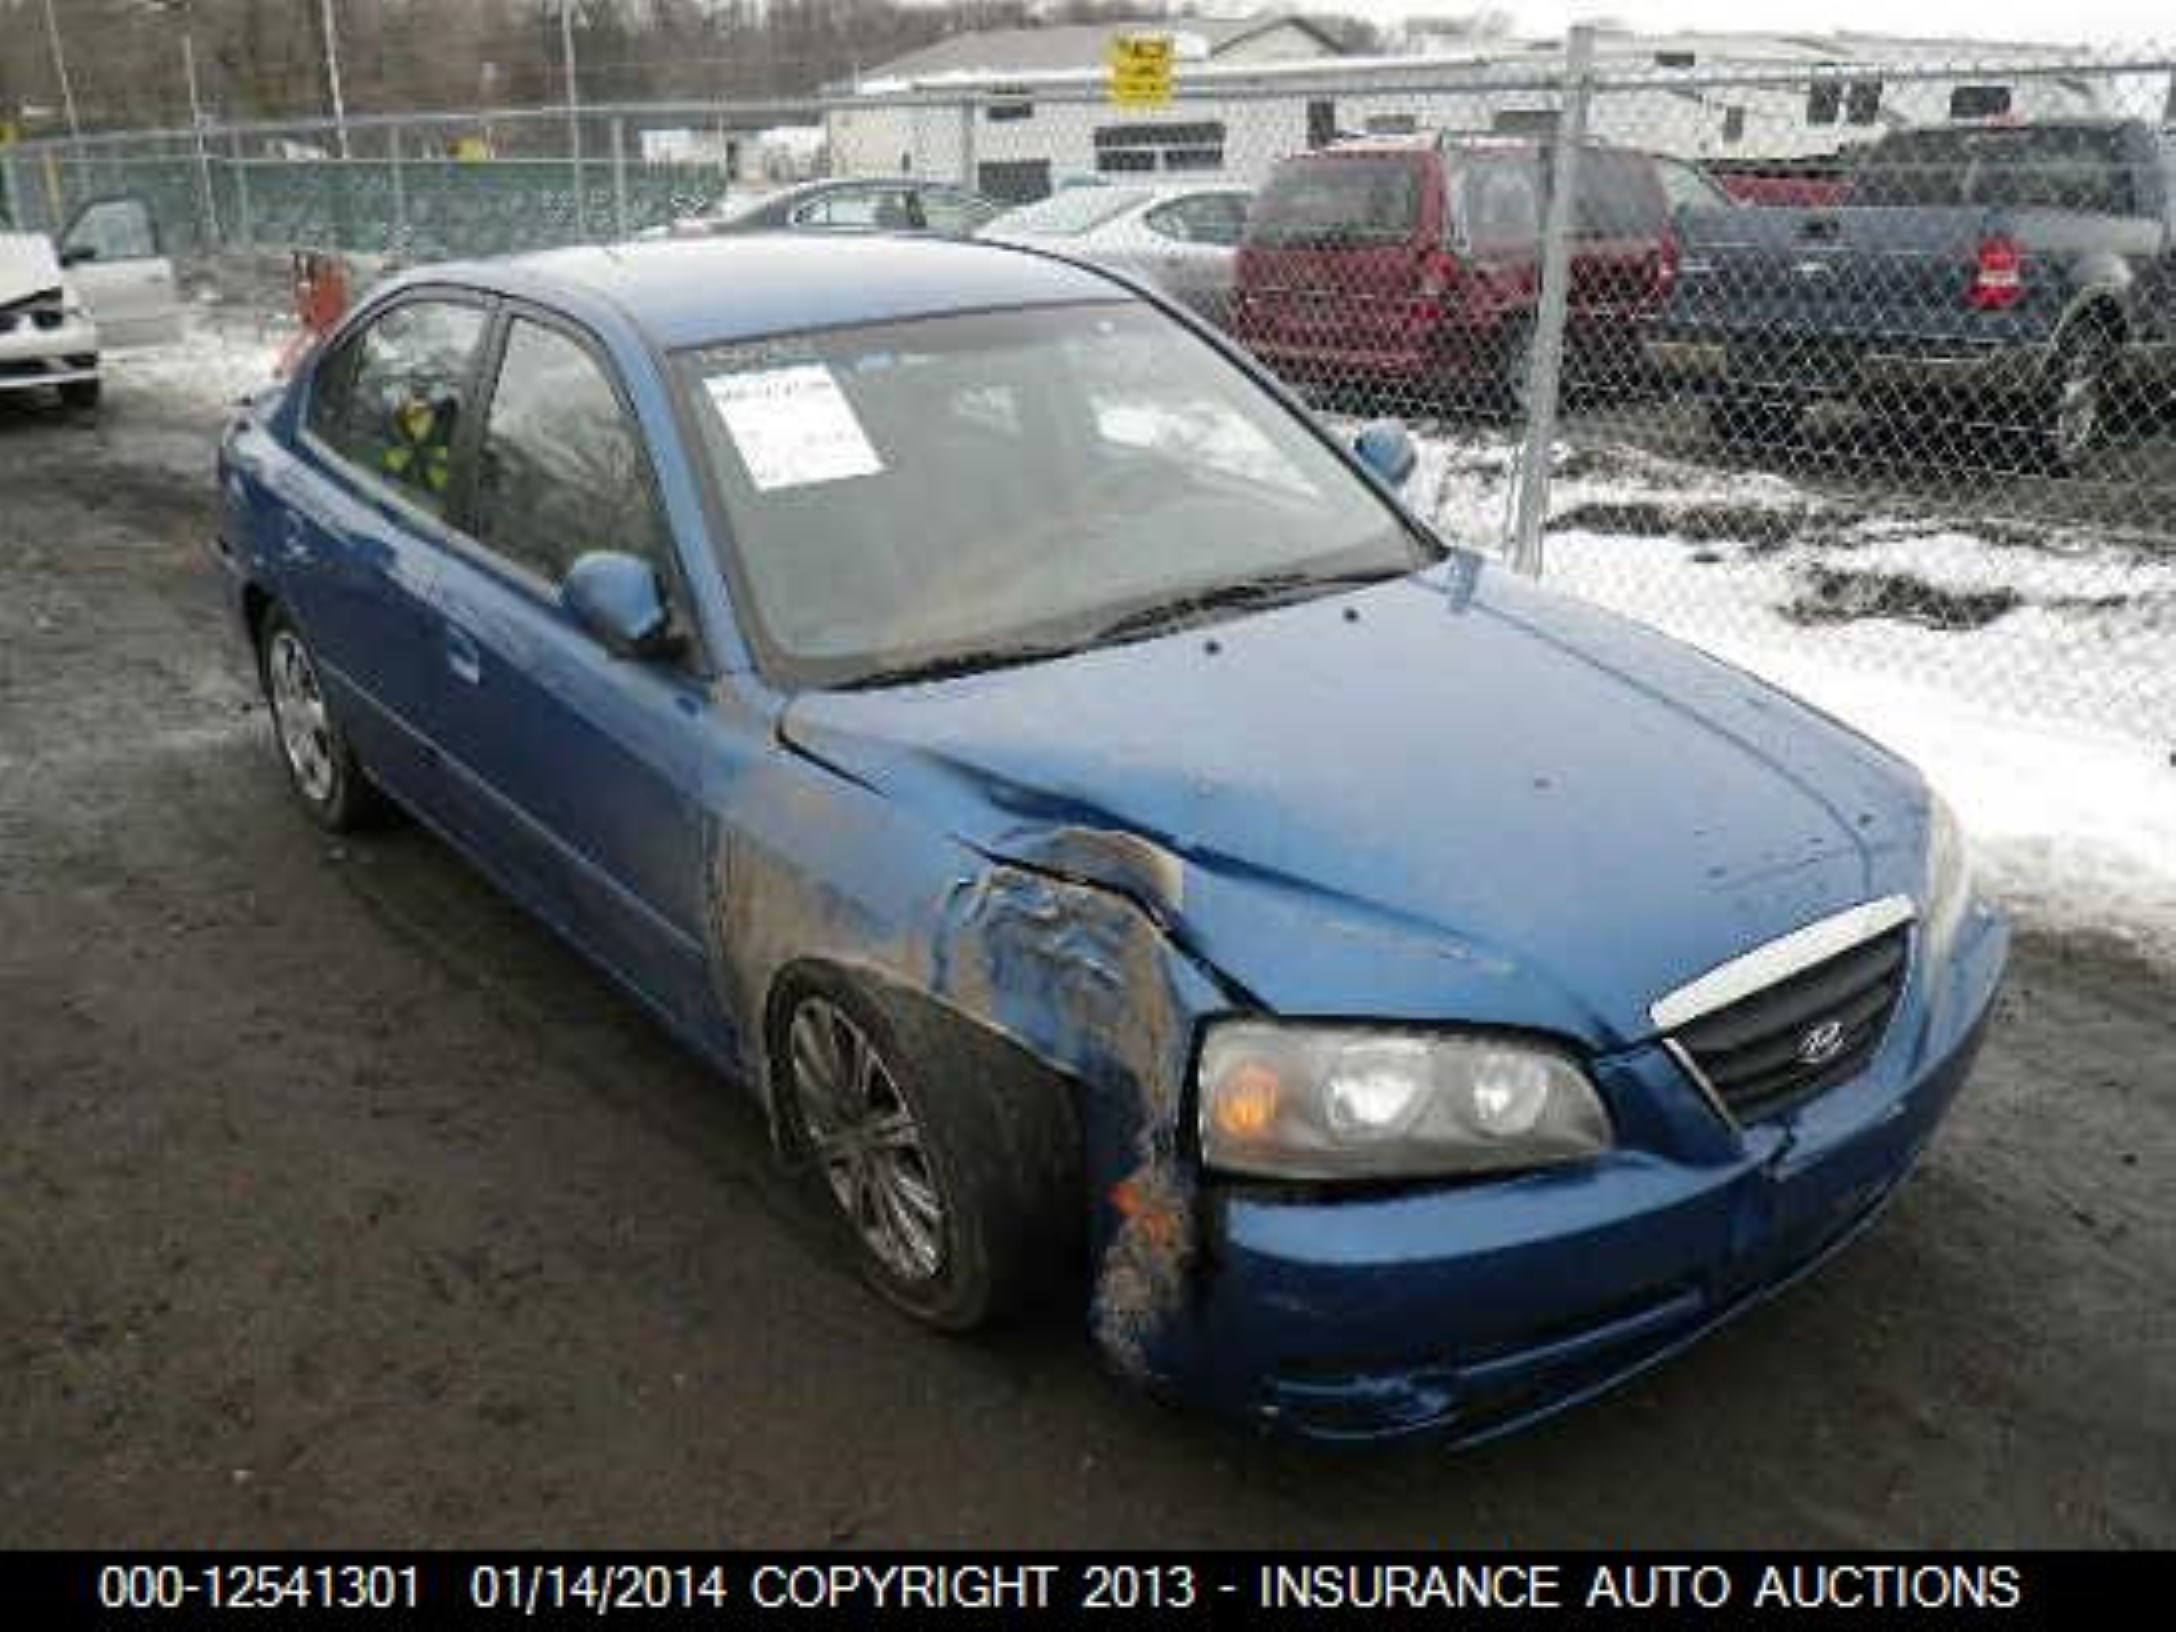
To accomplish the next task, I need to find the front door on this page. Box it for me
[427,310,716,1035]
[60,197,183,347]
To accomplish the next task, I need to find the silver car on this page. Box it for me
[979,184,1252,327]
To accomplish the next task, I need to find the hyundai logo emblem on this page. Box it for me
[1797,1018,1848,1066]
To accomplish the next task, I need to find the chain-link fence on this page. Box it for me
[5,37,2171,739]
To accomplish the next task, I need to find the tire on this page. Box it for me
[1708,392,1802,448]
[775,973,1080,1332]
[257,606,386,832]
[1496,313,1537,419]
[2041,323,2115,475]
[58,377,101,412]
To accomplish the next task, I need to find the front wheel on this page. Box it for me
[258,607,386,831]
[777,977,1078,1331]
[58,377,101,413]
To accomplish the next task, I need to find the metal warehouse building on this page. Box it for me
[824,19,2123,201]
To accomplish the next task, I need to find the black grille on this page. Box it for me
[1672,925,1909,1123]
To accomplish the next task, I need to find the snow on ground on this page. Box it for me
[1391,421,2176,966]
[105,306,291,417]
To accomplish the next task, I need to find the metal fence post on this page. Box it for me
[1508,24,1595,578]
[389,122,408,258]
[610,116,629,241]
[230,127,252,247]
[570,115,587,241]
[957,94,978,192]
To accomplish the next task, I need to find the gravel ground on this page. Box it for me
[2,362,2172,1548]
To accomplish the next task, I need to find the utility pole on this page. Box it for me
[181,30,219,242]
[39,0,83,149]
[148,0,220,244]
[320,0,350,158]
[562,1,585,235]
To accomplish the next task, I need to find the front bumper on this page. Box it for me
[0,310,100,392]
[1155,905,2008,1443]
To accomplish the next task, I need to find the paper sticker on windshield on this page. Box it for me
[703,364,882,491]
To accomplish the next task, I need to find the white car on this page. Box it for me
[978,184,1253,327]
[0,196,184,413]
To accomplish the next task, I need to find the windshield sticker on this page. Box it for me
[703,364,883,491]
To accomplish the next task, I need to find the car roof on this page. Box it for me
[427,235,1120,351]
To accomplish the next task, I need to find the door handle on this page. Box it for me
[445,625,482,685]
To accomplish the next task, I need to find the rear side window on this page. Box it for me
[1855,127,2135,213]
[1249,157,1421,247]
[1145,192,1249,245]
[471,318,670,587]
[1459,156,1540,252]
[917,190,1001,236]
[1573,151,1668,238]
[308,299,487,517]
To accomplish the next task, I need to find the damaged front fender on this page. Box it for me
[705,746,1232,1383]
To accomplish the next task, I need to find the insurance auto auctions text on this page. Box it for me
[739,1561,2024,1613]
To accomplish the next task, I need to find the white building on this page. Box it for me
[827,21,2134,199]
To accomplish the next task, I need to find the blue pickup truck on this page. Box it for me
[1650,119,2176,470]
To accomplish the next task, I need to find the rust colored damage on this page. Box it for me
[707,774,1214,1381]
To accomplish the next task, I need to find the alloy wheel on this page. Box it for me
[787,996,946,1284]
[266,630,337,804]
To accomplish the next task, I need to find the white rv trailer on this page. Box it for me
[826,31,2132,200]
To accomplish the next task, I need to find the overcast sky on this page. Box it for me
[1285,0,2170,47]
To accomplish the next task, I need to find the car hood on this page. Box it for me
[0,232,66,307]
[779,560,1930,1049]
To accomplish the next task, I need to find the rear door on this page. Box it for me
[1450,150,1544,331]
[426,308,715,1031]
[1138,191,1250,324]
[1563,149,1675,324]
[1239,152,1435,359]
[58,197,183,347]
[287,292,492,810]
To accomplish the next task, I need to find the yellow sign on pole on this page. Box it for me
[1107,33,1175,108]
[0,120,20,147]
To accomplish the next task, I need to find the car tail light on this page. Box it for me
[1967,235,2024,310]
[1416,247,1462,301]
[1655,233,1682,302]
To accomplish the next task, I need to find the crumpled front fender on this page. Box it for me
[706,749,1230,1381]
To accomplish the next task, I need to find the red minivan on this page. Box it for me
[1232,136,1679,411]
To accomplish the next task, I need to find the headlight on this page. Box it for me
[1197,1022,1612,1182]
[1923,789,1975,966]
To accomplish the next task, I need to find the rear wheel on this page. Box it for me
[1496,314,1537,419]
[258,607,386,831]
[1707,391,1802,448]
[2041,324,2115,475]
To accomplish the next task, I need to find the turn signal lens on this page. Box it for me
[1210,1058,1283,1141]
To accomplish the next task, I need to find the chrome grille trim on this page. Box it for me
[1649,894,1916,1034]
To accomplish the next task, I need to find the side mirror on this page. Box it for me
[561,551,678,661]
[59,245,97,267]
[1352,419,1417,490]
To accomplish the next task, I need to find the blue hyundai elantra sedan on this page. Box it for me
[212,234,2007,1442]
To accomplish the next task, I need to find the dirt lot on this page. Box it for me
[3,366,2172,1548]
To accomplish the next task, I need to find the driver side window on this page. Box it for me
[62,197,159,263]
[470,318,671,589]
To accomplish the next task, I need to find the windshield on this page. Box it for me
[677,301,1436,687]
[984,188,1151,237]
[1248,156,1423,247]
[1852,126,2136,212]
